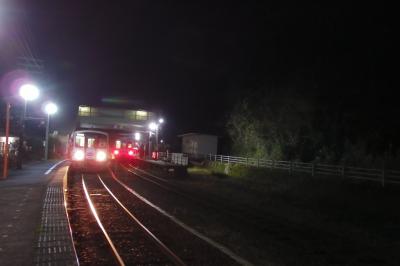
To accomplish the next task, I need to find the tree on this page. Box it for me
[227,89,314,161]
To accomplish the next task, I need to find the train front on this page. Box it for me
[70,130,110,172]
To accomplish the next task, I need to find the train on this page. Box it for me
[67,105,155,172]
[68,129,141,172]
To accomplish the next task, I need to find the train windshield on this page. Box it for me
[74,133,108,149]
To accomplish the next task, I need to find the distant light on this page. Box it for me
[160,139,164,143]
[44,102,58,115]
[149,122,158,131]
[19,84,39,101]
[158,118,164,124]
[134,132,141,141]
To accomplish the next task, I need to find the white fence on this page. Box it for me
[158,152,188,166]
[208,154,400,187]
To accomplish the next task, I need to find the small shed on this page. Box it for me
[178,133,218,156]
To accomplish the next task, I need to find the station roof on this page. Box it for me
[177,133,218,138]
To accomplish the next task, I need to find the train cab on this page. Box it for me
[69,130,110,172]
[111,139,139,161]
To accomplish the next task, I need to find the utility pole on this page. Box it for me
[148,132,152,159]
[45,113,50,160]
[155,127,159,153]
[2,102,11,179]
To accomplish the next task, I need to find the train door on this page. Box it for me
[86,137,96,160]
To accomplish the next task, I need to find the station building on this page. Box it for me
[178,133,218,158]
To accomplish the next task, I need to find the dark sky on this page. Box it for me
[1,1,395,140]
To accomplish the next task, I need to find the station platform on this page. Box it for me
[0,160,77,266]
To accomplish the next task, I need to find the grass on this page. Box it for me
[184,161,400,265]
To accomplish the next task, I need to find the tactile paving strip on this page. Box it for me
[35,171,78,266]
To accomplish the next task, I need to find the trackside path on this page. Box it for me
[0,160,77,266]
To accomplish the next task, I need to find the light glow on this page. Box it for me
[96,150,107,162]
[158,118,164,124]
[73,149,85,161]
[134,132,141,141]
[128,150,134,156]
[44,102,58,115]
[19,84,39,101]
[149,122,158,131]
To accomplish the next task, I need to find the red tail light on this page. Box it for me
[128,150,134,156]
[113,149,119,155]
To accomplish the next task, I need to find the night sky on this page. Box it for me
[0,1,395,143]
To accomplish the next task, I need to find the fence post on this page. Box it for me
[272,160,275,169]
[382,162,385,187]
[246,157,248,166]
[311,163,315,177]
[341,164,345,177]
[221,155,223,163]
[257,158,260,167]
[214,154,217,162]
[289,161,293,176]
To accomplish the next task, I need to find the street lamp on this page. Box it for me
[134,132,141,141]
[2,83,40,178]
[19,84,39,118]
[18,84,40,169]
[44,102,58,160]
[149,122,158,131]
[148,122,158,159]
[148,119,164,159]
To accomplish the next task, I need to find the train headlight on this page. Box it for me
[96,150,107,162]
[73,150,85,161]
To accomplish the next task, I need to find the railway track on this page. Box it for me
[122,163,272,230]
[67,172,182,265]
[67,169,250,265]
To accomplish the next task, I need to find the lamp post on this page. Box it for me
[148,118,164,160]
[2,83,40,177]
[44,102,58,160]
[148,122,157,159]
[156,118,164,152]
[18,84,40,168]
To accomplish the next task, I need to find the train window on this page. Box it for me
[98,139,107,148]
[87,138,95,148]
[75,134,85,147]
[116,140,121,149]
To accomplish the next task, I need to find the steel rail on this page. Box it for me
[81,175,126,266]
[122,164,187,197]
[122,164,267,227]
[63,167,80,266]
[97,174,186,266]
[128,164,170,183]
[109,168,254,266]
